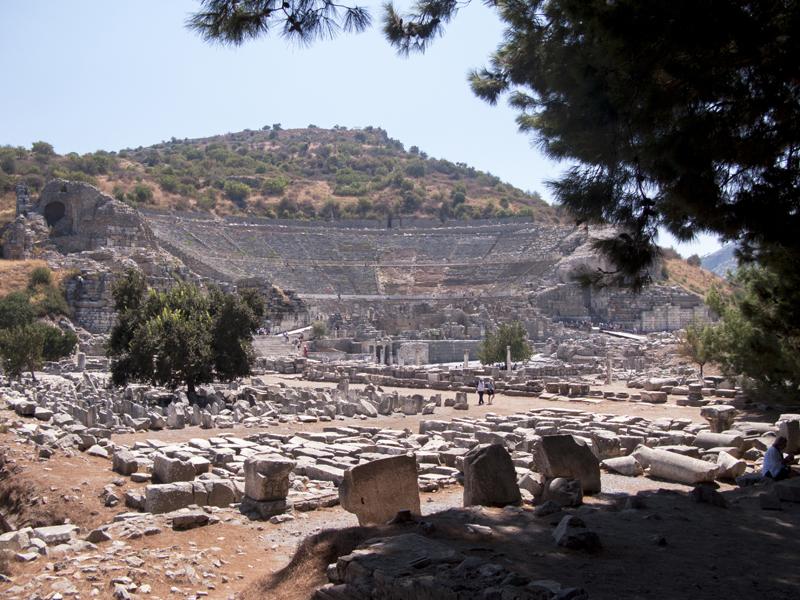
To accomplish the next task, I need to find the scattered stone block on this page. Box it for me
[239,496,294,520]
[339,455,421,526]
[243,454,296,502]
[552,515,602,551]
[153,454,195,484]
[144,482,195,514]
[690,485,728,508]
[463,444,522,508]
[542,478,583,507]
[534,435,601,494]
[112,450,139,476]
[774,479,800,502]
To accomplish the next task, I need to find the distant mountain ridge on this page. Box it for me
[702,242,737,277]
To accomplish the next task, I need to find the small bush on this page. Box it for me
[224,180,251,203]
[134,184,153,202]
[28,267,53,287]
[158,174,181,194]
[262,177,289,196]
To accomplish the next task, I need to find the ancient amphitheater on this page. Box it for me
[2,180,710,338]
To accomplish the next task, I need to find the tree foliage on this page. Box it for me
[706,261,800,401]
[0,324,45,381]
[677,318,713,378]
[476,321,532,366]
[311,321,328,338]
[187,0,371,46]
[107,270,266,400]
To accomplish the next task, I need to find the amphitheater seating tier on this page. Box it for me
[145,213,579,294]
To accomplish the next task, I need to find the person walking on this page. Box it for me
[477,377,485,405]
[486,378,495,405]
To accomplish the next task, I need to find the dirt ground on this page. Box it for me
[0,373,796,600]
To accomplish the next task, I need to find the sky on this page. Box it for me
[1,1,722,256]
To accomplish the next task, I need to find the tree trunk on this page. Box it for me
[186,375,196,404]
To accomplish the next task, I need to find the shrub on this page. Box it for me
[22,174,45,191]
[517,207,535,218]
[686,254,702,267]
[133,184,153,202]
[262,176,289,196]
[158,174,181,194]
[28,267,53,288]
[0,150,16,174]
[31,141,55,160]
[224,180,251,203]
[404,158,426,178]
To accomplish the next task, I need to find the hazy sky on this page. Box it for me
[1,1,722,256]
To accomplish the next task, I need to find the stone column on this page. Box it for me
[463,349,470,370]
[506,345,512,371]
[379,347,384,365]
[606,353,613,384]
[415,347,421,367]
[76,352,86,371]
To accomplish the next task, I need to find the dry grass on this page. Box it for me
[0,193,14,227]
[0,260,48,298]
[665,258,736,298]
[239,526,378,600]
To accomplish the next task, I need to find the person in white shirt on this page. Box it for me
[477,378,485,405]
[763,436,798,480]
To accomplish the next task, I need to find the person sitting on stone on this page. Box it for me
[762,436,799,480]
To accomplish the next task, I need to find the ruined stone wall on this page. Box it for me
[33,180,156,255]
[530,281,710,332]
[425,340,482,364]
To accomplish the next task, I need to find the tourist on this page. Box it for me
[303,345,307,357]
[477,377,485,405]
[763,436,799,480]
[486,378,494,405]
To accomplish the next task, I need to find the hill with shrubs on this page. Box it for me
[0,125,567,227]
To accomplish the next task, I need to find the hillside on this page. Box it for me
[663,257,737,299]
[0,127,567,228]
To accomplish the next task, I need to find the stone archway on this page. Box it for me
[43,201,66,227]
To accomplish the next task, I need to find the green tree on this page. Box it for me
[0,291,35,330]
[208,286,266,382]
[41,326,78,362]
[706,263,800,401]
[31,141,55,162]
[450,181,466,206]
[686,255,703,268]
[0,324,45,381]
[677,318,713,378]
[476,321,532,366]
[311,321,328,338]
[107,270,266,401]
